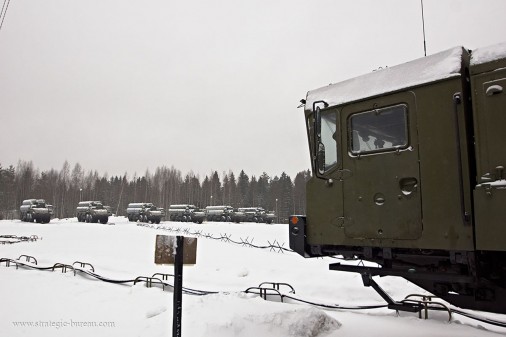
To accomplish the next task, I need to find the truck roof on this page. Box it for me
[127,203,152,207]
[470,41,506,74]
[305,46,464,110]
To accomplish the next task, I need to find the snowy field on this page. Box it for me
[0,217,504,337]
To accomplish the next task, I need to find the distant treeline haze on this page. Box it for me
[0,161,310,222]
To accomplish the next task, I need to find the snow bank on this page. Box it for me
[189,294,340,337]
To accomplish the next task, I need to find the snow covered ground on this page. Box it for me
[0,217,504,337]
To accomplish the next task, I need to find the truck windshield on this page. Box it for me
[320,111,338,173]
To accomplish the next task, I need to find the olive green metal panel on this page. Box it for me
[306,176,344,245]
[471,61,506,252]
[340,92,422,240]
[474,187,506,251]
[471,70,506,182]
[414,79,474,251]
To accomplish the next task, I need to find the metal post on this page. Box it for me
[173,236,184,337]
[275,199,278,224]
[420,0,427,57]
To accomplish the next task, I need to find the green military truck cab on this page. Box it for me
[290,42,506,314]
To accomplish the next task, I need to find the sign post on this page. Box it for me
[155,235,197,337]
[173,235,183,337]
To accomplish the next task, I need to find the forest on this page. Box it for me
[0,160,310,223]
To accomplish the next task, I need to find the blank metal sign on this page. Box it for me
[154,235,197,265]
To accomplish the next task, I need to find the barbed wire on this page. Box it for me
[137,222,293,254]
[0,235,39,245]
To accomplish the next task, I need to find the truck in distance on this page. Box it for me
[76,201,109,224]
[238,207,276,224]
[19,199,52,223]
[168,204,206,223]
[126,203,165,224]
[205,205,239,222]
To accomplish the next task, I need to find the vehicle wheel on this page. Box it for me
[100,218,107,224]
[156,219,161,224]
[198,220,203,224]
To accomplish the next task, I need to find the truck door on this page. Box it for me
[340,92,422,240]
[472,68,506,251]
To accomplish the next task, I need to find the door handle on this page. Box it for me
[399,177,418,195]
[486,85,503,96]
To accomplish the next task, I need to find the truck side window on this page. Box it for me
[349,104,408,155]
[321,111,338,172]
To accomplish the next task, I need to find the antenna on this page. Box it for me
[420,0,427,57]
[0,0,11,33]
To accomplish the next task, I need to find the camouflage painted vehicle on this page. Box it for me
[19,199,52,223]
[289,42,506,314]
[168,204,206,224]
[126,202,164,224]
[76,201,109,224]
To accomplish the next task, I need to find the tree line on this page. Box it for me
[0,161,311,223]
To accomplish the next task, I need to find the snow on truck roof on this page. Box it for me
[305,46,464,110]
[471,41,506,66]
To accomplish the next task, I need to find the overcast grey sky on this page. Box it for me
[1,0,506,179]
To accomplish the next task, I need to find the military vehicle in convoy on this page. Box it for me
[289,42,506,314]
[238,207,275,224]
[19,199,53,223]
[168,204,206,223]
[76,201,109,224]
[205,205,242,222]
[126,203,164,224]
[263,211,276,224]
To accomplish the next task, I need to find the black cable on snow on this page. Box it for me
[3,256,506,328]
[282,294,388,310]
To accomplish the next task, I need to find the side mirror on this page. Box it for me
[315,107,322,139]
[317,142,326,175]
